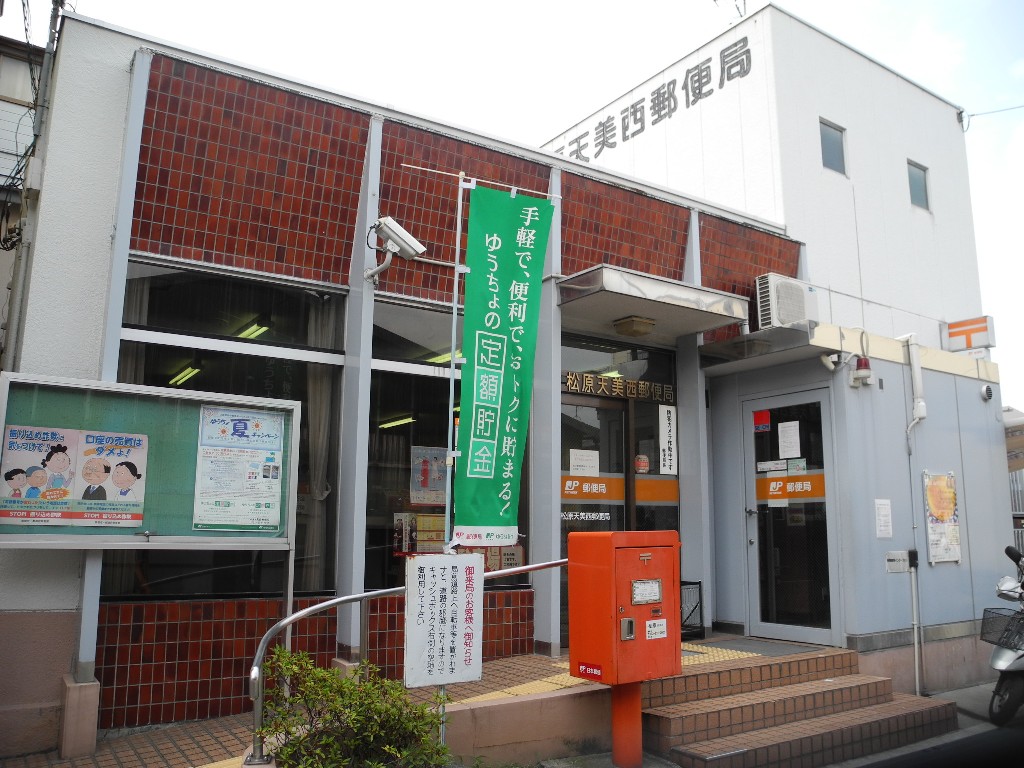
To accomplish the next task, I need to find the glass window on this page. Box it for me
[105,258,344,599]
[908,161,929,209]
[366,371,459,589]
[819,120,846,174]
[123,262,344,352]
[561,335,674,386]
[363,369,530,591]
[107,342,340,597]
[372,301,462,364]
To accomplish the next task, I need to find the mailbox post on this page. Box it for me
[568,531,682,768]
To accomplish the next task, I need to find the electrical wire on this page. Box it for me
[20,0,39,101]
[970,104,1024,118]
[0,136,37,251]
[958,103,1024,132]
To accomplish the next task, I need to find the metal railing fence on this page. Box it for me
[244,558,568,765]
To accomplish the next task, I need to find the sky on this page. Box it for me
[2,0,1022,405]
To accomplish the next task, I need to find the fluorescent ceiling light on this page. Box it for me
[169,365,201,386]
[426,349,462,365]
[379,416,415,429]
[237,321,270,339]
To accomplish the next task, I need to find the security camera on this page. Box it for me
[371,216,426,260]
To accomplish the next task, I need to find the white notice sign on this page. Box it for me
[404,553,484,688]
[569,449,600,476]
[193,406,284,532]
[646,619,668,640]
[875,498,893,539]
[659,405,677,474]
[778,421,801,459]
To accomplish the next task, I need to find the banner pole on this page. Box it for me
[445,174,476,548]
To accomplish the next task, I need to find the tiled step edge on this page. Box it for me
[644,648,859,708]
[643,674,892,753]
[667,693,957,768]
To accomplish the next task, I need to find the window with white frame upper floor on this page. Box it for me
[908,161,929,209]
[819,120,846,174]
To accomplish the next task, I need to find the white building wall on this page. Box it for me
[0,20,141,629]
[17,21,138,378]
[767,10,982,340]
[544,6,984,347]
[544,15,784,226]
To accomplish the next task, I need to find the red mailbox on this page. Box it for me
[569,530,682,684]
[568,530,681,768]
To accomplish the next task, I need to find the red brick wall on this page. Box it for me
[561,174,691,279]
[132,55,369,283]
[131,55,798,313]
[95,590,532,729]
[95,598,333,729]
[699,214,801,340]
[375,123,552,304]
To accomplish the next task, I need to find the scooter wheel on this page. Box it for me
[989,673,1024,726]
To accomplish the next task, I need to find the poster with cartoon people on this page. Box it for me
[0,425,148,526]
[193,405,284,532]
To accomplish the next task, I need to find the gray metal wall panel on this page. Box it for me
[709,355,1009,642]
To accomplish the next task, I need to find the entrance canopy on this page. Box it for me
[557,266,748,347]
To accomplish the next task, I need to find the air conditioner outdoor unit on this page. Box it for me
[756,273,820,329]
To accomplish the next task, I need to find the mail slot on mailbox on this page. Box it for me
[568,530,682,685]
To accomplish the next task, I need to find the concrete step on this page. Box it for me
[643,673,893,754]
[643,647,859,708]
[665,693,957,768]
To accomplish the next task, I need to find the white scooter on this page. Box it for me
[982,545,1024,725]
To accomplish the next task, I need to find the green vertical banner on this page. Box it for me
[452,186,553,546]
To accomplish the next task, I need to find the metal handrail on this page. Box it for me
[244,557,568,764]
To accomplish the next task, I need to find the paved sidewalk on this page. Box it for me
[0,714,252,768]
[2,656,1019,768]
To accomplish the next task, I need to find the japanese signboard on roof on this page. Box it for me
[452,187,554,547]
[548,34,753,163]
[542,24,777,222]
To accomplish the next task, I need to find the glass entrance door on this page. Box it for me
[743,391,841,646]
[559,394,680,646]
[559,396,624,645]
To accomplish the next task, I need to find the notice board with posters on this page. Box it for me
[0,372,299,549]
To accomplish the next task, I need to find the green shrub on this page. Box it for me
[258,646,450,768]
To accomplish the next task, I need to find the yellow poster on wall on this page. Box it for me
[923,471,961,564]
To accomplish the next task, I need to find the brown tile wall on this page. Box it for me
[561,174,691,279]
[95,590,531,729]
[95,597,332,729]
[699,214,802,341]
[375,123,552,304]
[131,54,797,321]
[132,55,370,283]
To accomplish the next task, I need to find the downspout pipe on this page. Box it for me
[32,0,65,140]
[898,333,927,453]
[897,332,926,695]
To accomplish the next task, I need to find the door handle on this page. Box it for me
[745,508,760,517]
